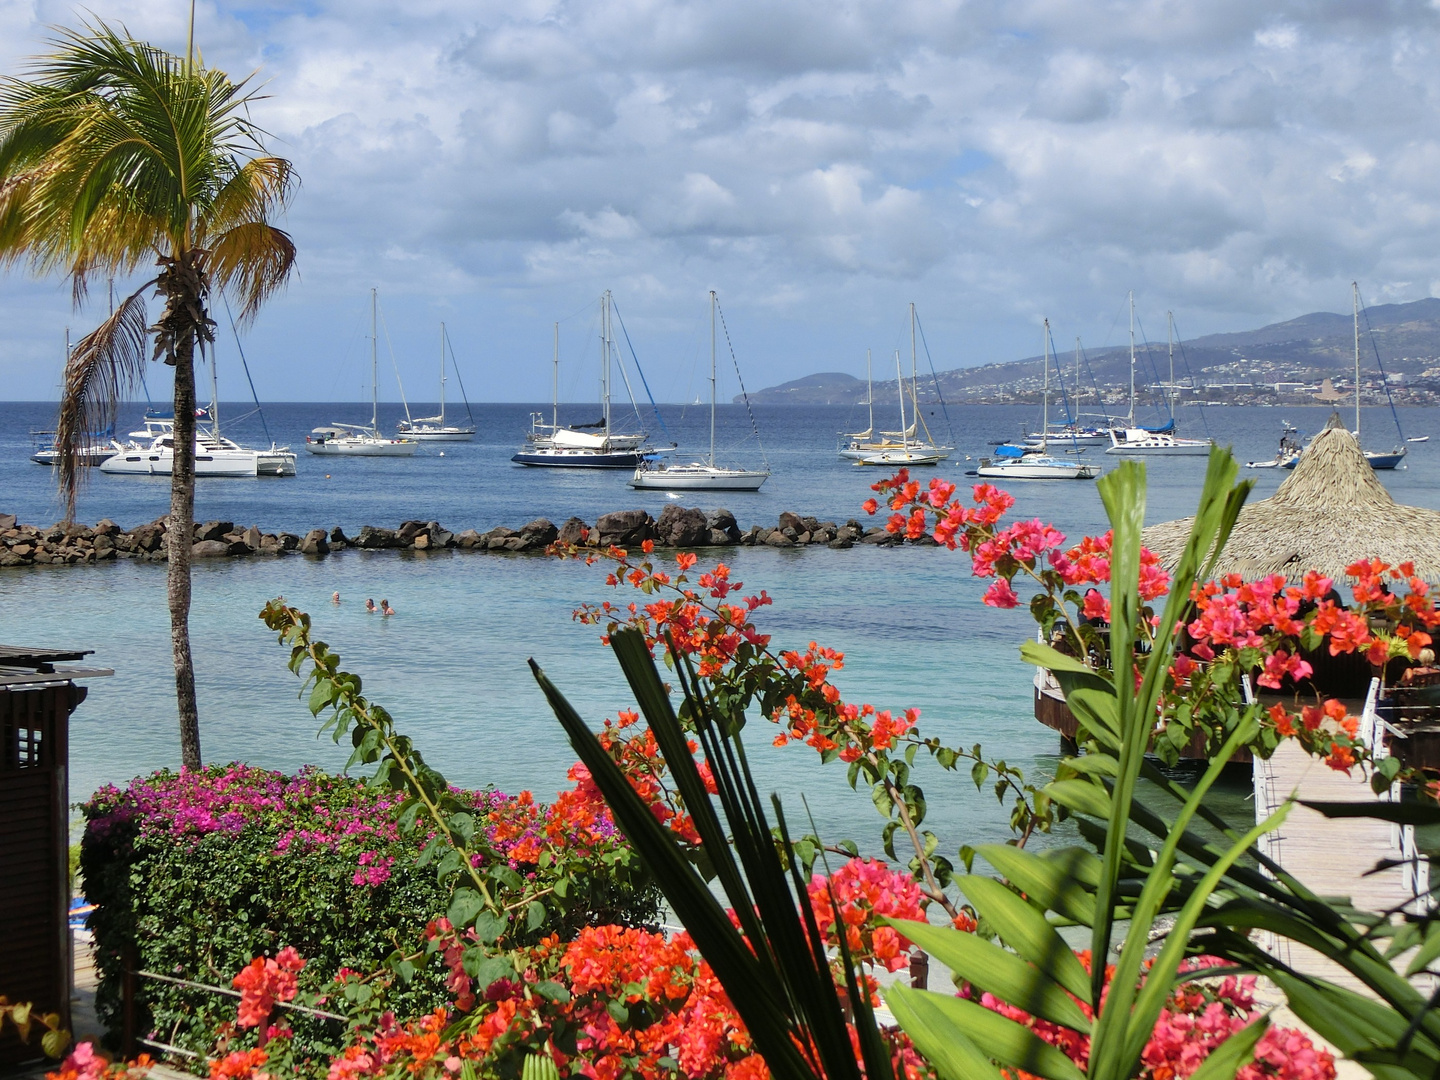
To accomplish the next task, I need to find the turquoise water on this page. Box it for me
[5,400,1436,859]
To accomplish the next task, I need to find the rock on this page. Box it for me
[828,537,854,549]
[705,509,741,540]
[520,518,559,545]
[65,523,95,540]
[487,536,511,550]
[11,544,33,557]
[777,511,806,533]
[192,539,232,558]
[740,526,761,546]
[44,526,65,543]
[557,517,589,546]
[708,528,733,546]
[396,520,426,544]
[133,524,165,552]
[413,533,431,550]
[228,540,252,555]
[0,513,15,531]
[802,516,820,532]
[764,531,794,548]
[846,519,863,532]
[911,533,938,547]
[655,505,709,548]
[812,529,833,544]
[196,521,233,542]
[299,529,329,556]
[781,527,798,541]
[456,529,483,550]
[96,547,117,561]
[503,535,534,552]
[428,523,454,547]
[0,551,23,567]
[93,534,114,553]
[94,518,121,537]
[357,526,399,549]
[796,531,812,545]
[330,526,350,546]
[835,526,857,543]
[242,526,263,551]
[596,510,653,548]
[860,528,892,545]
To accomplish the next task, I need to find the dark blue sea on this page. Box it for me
[3,400,1435,857]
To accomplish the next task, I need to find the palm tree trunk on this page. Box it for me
[169,334,201,770]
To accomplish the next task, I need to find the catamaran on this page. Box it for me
[1106,294,1212,456]
[512,292,667,468]
[979,321,1100,481]
[630,291,769,491]
[307,290,418,457]
[397,323,476,440]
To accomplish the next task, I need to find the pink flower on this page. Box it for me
[983,579,1020,609]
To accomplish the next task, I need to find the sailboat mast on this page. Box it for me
[377,292,383,440]
[602,291,611,437]
[909,301,919,432]
[553,322,559,430]
[1042,319,1050,448]
[866,349,874,434]
[208,336,220,437]
[1127,290,1136,426]
[1353,281,1361,438]
[439,323,446,424]
[895,351,908,450]
[709,290,717,467]
[1166,311,1175,415]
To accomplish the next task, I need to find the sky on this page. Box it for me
[2,0,1440,404]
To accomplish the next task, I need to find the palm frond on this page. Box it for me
[208,220,296,324]
[55,284,149,518]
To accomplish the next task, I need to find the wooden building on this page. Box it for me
[0,645,109,1068]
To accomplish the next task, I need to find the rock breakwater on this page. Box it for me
[0,505,927,569]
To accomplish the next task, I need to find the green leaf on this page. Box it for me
[607,999,630,1024]
[475,955,514,988]
[883,983,1006,1080]
[960,875,1090,1001]
[474,909,508,943]
[882,919,1091,1032]
[977,844,1098,926]
[447,888,484,928]
[1045,778,1113,820]
[533,980,571,1004]
[1020,640,1101,677]
[527,900,547,932]
[885,986,1085,1080]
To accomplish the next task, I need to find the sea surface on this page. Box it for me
[3,399,1435,859]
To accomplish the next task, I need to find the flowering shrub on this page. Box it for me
[81,765,661,1059]
[806,858,926,973]
[46,1043,150,1080]
[972,950,1335,1080]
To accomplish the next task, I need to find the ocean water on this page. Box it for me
[2,400,1435,859]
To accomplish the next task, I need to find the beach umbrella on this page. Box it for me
[1143,414,1440,583]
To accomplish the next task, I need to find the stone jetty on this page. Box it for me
[0,506,927,569]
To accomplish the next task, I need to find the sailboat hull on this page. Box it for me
[397,425,475,441]
[511,448,646,468]
[853,447,950,467]
[628,464,768,490]
[306,438,417,456]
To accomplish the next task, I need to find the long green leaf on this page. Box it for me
[978,845,1099,926]
[883,919,1091,1032]
[882,984,1008,1080]
[885,985,1086,1080]
[960,875,1091,1001]
[1183,1015,1269,1080]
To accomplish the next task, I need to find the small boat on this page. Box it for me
[854,347,949,467]
[100,430,260,476]
[513,292,667,468]
[631,291,768,491]
[842,305,953,463]
[396,323,476,440]
[1106,428,1213,456]
[31,433,115,467]
[307,291,418,458]
[981,322,1099,480]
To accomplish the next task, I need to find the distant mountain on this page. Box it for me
[741,297,1440,406]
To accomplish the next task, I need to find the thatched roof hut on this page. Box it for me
[1143,415,1440,582]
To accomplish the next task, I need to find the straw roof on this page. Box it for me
[1142,415,1440,582]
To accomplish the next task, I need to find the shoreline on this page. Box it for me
[0,505,926,568]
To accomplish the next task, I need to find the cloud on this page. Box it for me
[3,0,1440,401]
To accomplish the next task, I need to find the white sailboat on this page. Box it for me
[850,303,953,465]
[397,323,476,440]
[979,321,1100,481]
[307,290,418,457]
[32,330,118,466]
[630,291,769,491]
[1106,293,1212,456]
[513,293,664,468]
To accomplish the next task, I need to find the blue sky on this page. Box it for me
[3,0,1440,403]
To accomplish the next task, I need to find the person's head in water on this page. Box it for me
[365,598,376,612]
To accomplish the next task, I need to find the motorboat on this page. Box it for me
[1106,428,1212,456]
[100,431,259,476]
[513,292,668,468]
[631,291,769,491]
[307,290,418,457]
[396,323,476,440]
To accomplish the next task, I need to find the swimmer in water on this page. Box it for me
[365,598,376,613]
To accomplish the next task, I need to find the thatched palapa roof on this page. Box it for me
[1142,415,1440,583]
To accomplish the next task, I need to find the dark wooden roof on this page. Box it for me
[0,645,109,688]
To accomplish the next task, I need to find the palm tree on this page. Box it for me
[0,23,297,769]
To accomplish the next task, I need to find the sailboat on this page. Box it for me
[1281,283,1406,471]
[1106,293,1212,456]
[837,349,878,458]
[306,290,418,457]
[979,321,1100,480]
[630,291,769,491]
[397,324,476,440]
[848,304,954,464]
[512,292,664,468]
[31,331,117,466]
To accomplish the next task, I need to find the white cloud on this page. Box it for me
[3,0,1440,400]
